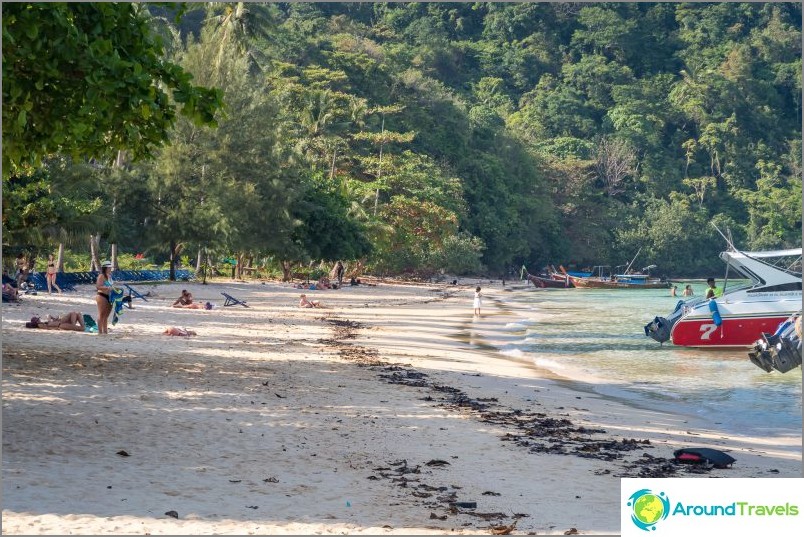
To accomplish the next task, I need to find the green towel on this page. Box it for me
[83,314,98,333]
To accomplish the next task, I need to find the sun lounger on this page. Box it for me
[123,284,149,308]
[221,292,249,307]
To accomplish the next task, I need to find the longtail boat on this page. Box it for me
[526,272,574,288]
[566,272,671,289]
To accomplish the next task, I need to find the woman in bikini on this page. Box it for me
[26,312,85,331]
[46,254,61,294]
[95,261,114,334]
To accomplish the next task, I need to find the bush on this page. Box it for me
[439,234,486,275]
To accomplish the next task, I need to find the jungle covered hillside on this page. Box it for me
[3,2,801,278]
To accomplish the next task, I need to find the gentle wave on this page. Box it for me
[503,319,536,330]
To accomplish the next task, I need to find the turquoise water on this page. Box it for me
[489,284,802,438]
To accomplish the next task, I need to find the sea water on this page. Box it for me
[483,283,802,438]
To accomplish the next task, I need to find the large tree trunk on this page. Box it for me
[196,249,203,272]
[56,243,65,272]
[89,234,101,271]
[111,243,118,270]
[348,259,365,279]
[281,260,293,282]
[169,239,178,281]
[236,252,245,279]
[28,252,38,276]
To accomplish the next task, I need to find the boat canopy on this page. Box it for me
[741,248,802,258]
[720,249,802,286]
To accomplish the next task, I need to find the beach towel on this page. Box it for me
[83,314,98,333]
[109,288,126,325]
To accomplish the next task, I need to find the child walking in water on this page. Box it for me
[473,286,482,316]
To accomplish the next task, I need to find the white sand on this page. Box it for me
[2,279,800,535]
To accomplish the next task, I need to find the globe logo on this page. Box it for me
[627,489,670,531]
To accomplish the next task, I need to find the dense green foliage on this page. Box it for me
[3,2,801,279]
[2,2,223,175]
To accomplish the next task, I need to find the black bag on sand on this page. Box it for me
[673,448,736,469]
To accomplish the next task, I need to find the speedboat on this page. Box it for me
[644,248,802,348]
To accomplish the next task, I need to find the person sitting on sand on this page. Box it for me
[173,290,204,309]
[299,294,323,308]
[25,312,85,331]
[317,276,332,290]
[163,326,197,336]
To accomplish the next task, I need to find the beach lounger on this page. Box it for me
[221,292,249,308]
[123,284,149,308]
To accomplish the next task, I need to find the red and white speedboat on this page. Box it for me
[644,248,802,348]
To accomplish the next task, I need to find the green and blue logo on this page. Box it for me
[628,489,671,531]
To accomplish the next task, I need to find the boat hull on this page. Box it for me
[671,314,793,348]
[527,274,573,288]
[568,276,670,289]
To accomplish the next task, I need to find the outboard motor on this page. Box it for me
[644,316,672,344]
[748,339,775,372]
[749,315,802,373]
[772,334,801,373]
[644,300,687,344]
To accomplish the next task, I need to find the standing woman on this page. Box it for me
[46,254,61,294]
[95,261,114,334]
[473,286,482,316]
[15,252,27,287]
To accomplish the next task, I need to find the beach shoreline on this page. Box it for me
[2,279,800,535]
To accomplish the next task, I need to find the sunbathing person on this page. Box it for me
[163,326,197,336]
[173,290,204,309]
[3,282,19,302]
[25,312,85,331]
[299,294,323,308]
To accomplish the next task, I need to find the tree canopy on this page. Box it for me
[3,2,801,279]
[2,2,223,175]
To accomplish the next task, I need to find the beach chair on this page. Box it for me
[221,292,249,308]
[123,283,148,308]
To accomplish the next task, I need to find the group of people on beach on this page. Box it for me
[18,259,358,335]
[3,253,62,302]
[18,254,116,334]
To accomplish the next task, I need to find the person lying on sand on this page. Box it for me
[163,326,197,336]
[25,312,85,331]
[3,282,19,302]
[299,294,323,308]
[173,290,205,309]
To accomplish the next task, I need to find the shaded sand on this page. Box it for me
[2,279,800,535]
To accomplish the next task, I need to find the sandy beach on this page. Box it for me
[2,279,801,535]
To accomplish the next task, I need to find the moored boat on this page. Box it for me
[564,265,670,289]
[526,272,573,288]
[644,248,802,348]
[568,273,671,289]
